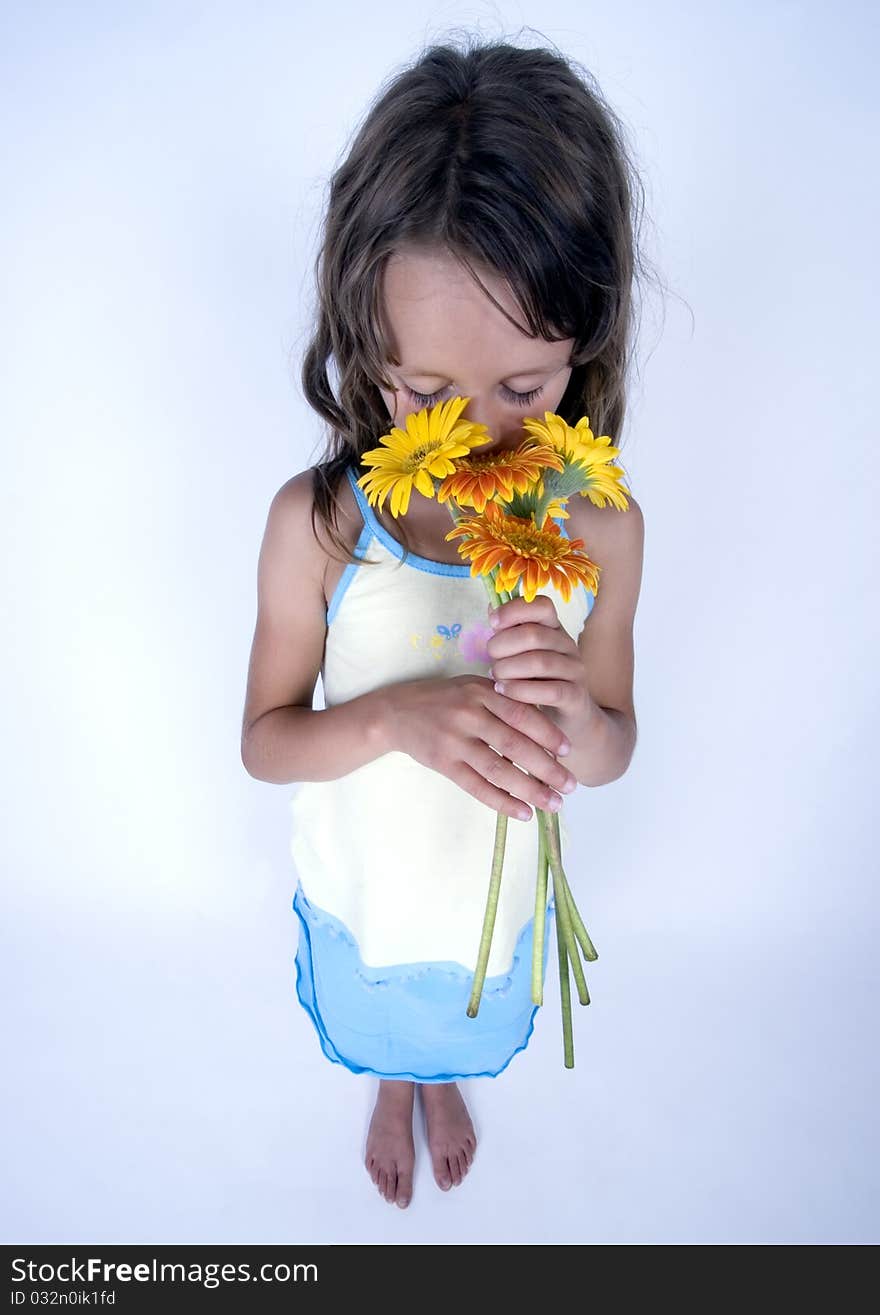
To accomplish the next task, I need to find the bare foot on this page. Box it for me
[419,1082,477,1191]
[364,1079,416,1209]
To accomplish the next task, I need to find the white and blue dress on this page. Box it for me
[290,463,594,1082]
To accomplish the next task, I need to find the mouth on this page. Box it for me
[474,438,513,454]
[475,445,518,461]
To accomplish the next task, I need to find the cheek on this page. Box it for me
[378,387,399,423]
[547,369,573,409]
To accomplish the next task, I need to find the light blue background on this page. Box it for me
[3,0,878,1244]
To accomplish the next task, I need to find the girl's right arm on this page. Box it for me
[241,472,577,819]
[240,472,391,784]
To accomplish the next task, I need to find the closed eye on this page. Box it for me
[405,384,544,409]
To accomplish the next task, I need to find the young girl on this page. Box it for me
[242,37,645,1211]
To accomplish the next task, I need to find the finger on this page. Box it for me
[449,759,536,821]
[488,594,562,633]
[490,651,581,685]
[488,623,573,663]
[492,676,570,710]
[478,705,578,795]
[493,684,584,718]
[472,739,574,815]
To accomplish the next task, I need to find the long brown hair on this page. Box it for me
[298,33,662,570]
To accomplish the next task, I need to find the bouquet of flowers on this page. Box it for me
[356,396,630,1066]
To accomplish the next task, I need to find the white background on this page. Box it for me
[3,0,878,1243]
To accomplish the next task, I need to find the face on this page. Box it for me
[377,246,575,464]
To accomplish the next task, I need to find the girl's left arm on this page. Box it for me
[561,492,644,786]
[486,494,644,788]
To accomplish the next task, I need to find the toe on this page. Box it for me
[449,1154,463,1186]
[434,1154,452,1190]
[396,1170,413,1209]
[377,1168,387,1198]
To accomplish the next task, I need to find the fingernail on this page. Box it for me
[558,741,571,756]
[488,611,500,628]
[494,681,505,693]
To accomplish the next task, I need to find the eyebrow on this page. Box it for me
[400,361,567,380]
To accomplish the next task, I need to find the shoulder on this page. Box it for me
[257,471,323,601]
[264,469,319,555]
[263,464,363,598]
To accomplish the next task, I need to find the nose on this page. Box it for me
[459,400,521,449]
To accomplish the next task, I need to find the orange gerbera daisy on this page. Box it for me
[446,500,600,604]
[436,442,564,514]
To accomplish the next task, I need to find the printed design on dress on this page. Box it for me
[408,619,495,666]
[455,620,495,665]
[409,621,463,662]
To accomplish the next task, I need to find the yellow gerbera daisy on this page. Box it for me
[436,442,564,513]
[356,396,491,517]
[446,500,601,604]
[522,412,631,512]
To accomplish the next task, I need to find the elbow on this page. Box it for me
[580,712,637,787]
[240,723,262,780]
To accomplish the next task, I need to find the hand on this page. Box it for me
[486,595,596,733]
[382,674,578,822]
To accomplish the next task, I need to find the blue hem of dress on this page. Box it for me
[291,884,550,1083]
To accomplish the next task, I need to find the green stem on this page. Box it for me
[559,878,590,1006]
[547,821,589,1007]
[532,817,550,1005]
[551,812,598,962]
[466,809,509,1017]
[554,876,575,1068]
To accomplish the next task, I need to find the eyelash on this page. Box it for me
[405,384,544,409]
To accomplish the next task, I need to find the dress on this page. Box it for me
[290,462,594,1082]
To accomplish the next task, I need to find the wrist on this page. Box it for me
[366,686,398,756]
[558,692,599,742]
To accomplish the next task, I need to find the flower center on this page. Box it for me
[498,518,562,558]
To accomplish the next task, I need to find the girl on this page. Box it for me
[242,37,646,1211]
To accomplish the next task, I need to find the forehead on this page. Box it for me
[380,247,570,373]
